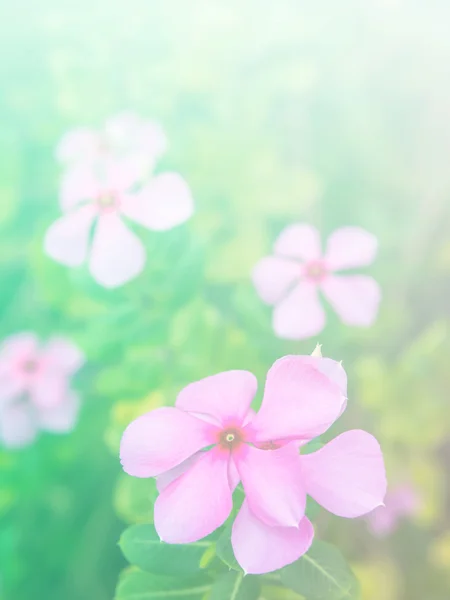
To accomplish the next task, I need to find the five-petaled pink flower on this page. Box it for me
[0,333,84,448]
[45,116,193,288]
[56,111,167,177]
[367,483,420,537]
[120,354,386,574]
[252,224,381,339]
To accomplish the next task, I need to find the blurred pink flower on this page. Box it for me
[0,333,84,448]
[252,224,381,339]
[367,483,421,537]
[56,112,167,177]
[44,155,194,288]
[120,354,386,574]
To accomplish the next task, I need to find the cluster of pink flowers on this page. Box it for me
[120,354,386,574]
[252,224,381,339]
[44,112,194,288]
[0,333,84,448]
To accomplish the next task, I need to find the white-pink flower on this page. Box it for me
[56,111,167,177]
[0,333,84,448]
[120,354,386,574]
[44,126,194,288]
[252,224,381,339]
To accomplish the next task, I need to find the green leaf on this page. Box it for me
[115,569,211,600]
[215,527,242,573]
[208,571,260,600]
[119,524,216,577]
[280,541,360,600]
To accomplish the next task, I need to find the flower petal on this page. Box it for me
[121,173,194,231]
[247,355,344,443]
[56,128,100,164]
[59,166,100,211]
[321,275,381,326]
[154,447,232,543]
[176,371,257,427]
[88,213,146,288]
[0,403,37,449]
[43,338,84,374]
[325,227,378,271]
[300,430,387,518]
[44,205,97,267]
[234,443,306,527]
[30,372,67,409]
[0,333,38,403]
[252,256,301,305]
[104,112,167,159]
[120,407,218,478]
[38,392,80,433]
[274,224,322,261]
[273,281,325,340]
[156,452,203,492]
[232,501,314,575]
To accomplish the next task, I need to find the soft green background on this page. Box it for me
[1,0,450,598]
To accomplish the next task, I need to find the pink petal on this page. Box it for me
[232,501,314,575]
[154,447,232,543]
[0,333,38,361]
[156,452,203,492]
[321,275,381,326]
[59,166,100,211]
[273,281,325,340]
[120,407,218,478]
[56,128,100,164]
[38,392,80,433]
[0,333,38,402]
[300,430,387,518]
[30,373,67,409]
[43,338,85,374]
[247,355,344,443]
[274,224,322,261]
[234,443,306,528]
[88,213,146,288]
[121,173,194,231]
[44,205,97,267]
[325,227,378,271]
[302,356,347,416]
[0,403,37,449]
[176,371,257,427]
[104,112,167,159]
[252,256,301,305]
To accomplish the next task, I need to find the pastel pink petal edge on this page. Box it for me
[232,500,314,574]
[300,429,387,518]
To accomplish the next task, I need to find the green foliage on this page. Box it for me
[119,525,218,578]
[214,527,242,574]
[281,542,360,600]
[115,569,211,600]
[208,572,260,600]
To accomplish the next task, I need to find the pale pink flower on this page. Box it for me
[252,224,381,339]
[367,483,421,537]
[120,355,386,574]
[0,333,84,448]
[56,112,167,177]
[44,156,194,288]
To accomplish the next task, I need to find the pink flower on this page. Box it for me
[0,333,84,448]
[44,153,194,289]
[56,112,167,177]
[252,224,381,339]
[120,355,386,574]
[367,483,420,537]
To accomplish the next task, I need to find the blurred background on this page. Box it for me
[1,0,450,598]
